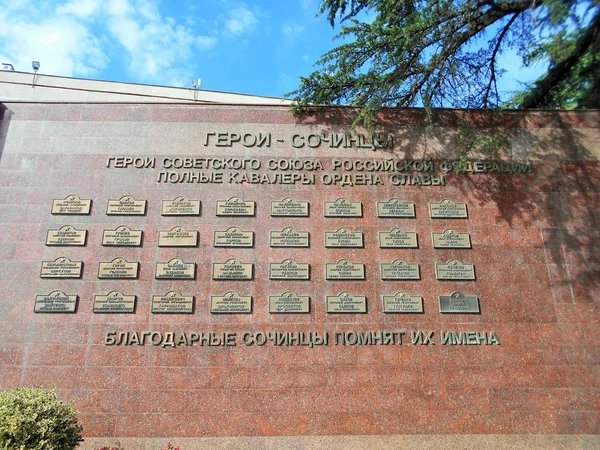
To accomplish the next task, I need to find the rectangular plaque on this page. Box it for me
[325,229,363,248]
[93,291,136,313]
[212,259,253,280]
[270,198,309,217]
[432,229,471,248]
[326,259,365,280]
[326,292,367,313]
[382,293,423,313]
[40,257,83,278]
[97,258,139,279]
[439,292,480,313]
[155,258,196,279]
[380,259,420,280]
[158,227,198,247]
[216,197,255,216]
[51,195,91,215]
[214,227,254,247]
[324,198,362,217]
[34,291,77,313]
[106,196,146,215]
[429,199,468,218]
[211,292,252,314]
[152,291,194,314]
[102,226,143,246]
[46,226,87,246]
[161,197,201,216]
[269,260,310,280]
[377,199,416,218]
[268,292,310,314]
[378,228,418,248]
[435,260,476,280]
[270,228,309,247]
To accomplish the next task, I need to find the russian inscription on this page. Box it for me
[325,228,363,248]
[429,199,468,218]
[102,226,143,246]
[40,257,83,278]
[380,259,420,280]
[270,227,310,247]
[46,226,87,246]
[216,197,255,216]
[51,195,91,215]
[161,196,201,216]
[97,258,139,279]
[152,291,194,314]
[155,258,196,279]
[34,291,77,313]
[106,196,147,215]
[439,292,480,314]
[213,227,254,247]
[378,228,418,248]
[382,292,424,313]
[269,259,310,280]
[326,259,365,280]
[324,198,362,217]
[211,291,252,314]
[212,259,253,280]
[268,292,310,314]
[158,227,198,247]
[270,197,309,217]
[377,198,416,218]
[93,291,136,313]
[326,291,367,313]
[435,260,476,280]
[432,229,472,249]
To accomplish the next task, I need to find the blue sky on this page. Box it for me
[0,0,545,99]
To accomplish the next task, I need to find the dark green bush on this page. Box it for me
[0,387,83,450]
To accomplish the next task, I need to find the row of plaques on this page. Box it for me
[34,290,480,314]
[40,257,476,280]
[51,196,469,218]
[46,226,472,249]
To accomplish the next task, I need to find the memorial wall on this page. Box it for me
[0,103,598,446]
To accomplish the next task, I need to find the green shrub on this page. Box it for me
[0,387,83,450]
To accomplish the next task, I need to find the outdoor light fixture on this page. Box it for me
[31,61,40,87]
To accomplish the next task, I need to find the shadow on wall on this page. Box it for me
[0,104,11,162]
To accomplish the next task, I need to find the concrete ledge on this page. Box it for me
[80,435,600,450]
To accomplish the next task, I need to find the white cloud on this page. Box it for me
[57,0,101,19]
[282,21,304,38]
[225,6,258,36]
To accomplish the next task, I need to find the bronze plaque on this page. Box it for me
[34,291,77,313]
[326,259,365,280]
[161,196,201,216]
[102,226,143,247]
[152,291,194,314]
[216,197,255,216]
[212,259,253,280]
[106,196,146,215]
[268,292,310,314]
[380,259,420,280]
[432,229,471,248]
[439,291,480,313]
[270,197,309,217]
[93,291,136,313]
[51,195,91,215]
[40,257,83,278]
[211,291,252,314]
[324,198,362,217]
[378,228,418,248]
[158,227,198,247]
[269,259,310,280]
[429,199,468,218]
[97,258,139,279]
[326,291,367,313]
[46,226,87,246]
[435,260,476,280]
[270,228,309,247]
[382,292,423,313]
[155,258,196,280]
[213,227,254,247]
[377,198,416,218]
[325,228,363,248]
